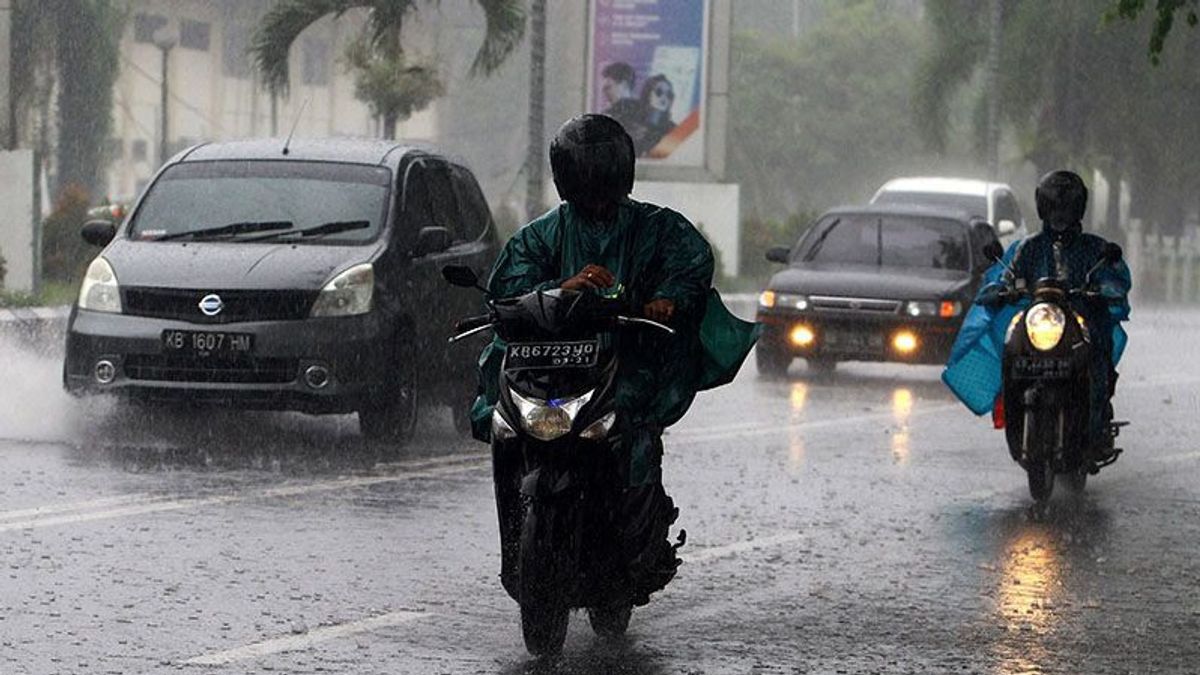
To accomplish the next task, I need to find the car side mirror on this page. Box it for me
[415,226,454,257]
[995,219,1017,236]
[1103,242,1123,264]
[442,264,480,289]
[983,241,1005,264]
[81,220,117,247]
[765,246,790,264]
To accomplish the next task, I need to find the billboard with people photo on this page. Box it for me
[588,0,709,167]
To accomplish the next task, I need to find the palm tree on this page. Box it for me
[250,0,526,139]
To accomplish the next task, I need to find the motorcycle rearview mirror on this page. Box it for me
[983,241,1005,263]
[442,265,485,292]
[1103,242,1123,264]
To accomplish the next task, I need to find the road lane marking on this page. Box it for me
[0,457,490,533]
[183,610,431,666]
[673,403,961,443]
[680,532,805,564]
[0,493,172,522]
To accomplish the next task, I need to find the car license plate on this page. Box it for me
[1013,356,1071,379]
[162,330,254,357]
[506,340,599,370]
[824,330,882,353]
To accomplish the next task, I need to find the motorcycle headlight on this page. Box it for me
[491,409,517,440]
[580,411,617,441]
[511,389,593,441]
[77,257,122,313]
[310,263,374,317]
[1025,303,1065,351]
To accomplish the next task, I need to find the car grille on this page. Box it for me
[123,354,299,384]
[809,296,901,314]
[123,288,317,324]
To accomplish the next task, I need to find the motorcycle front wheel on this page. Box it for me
[519,503,570,657]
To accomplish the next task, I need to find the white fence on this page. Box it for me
[1125,219,1200,304]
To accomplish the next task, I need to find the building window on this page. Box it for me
[180,19,211,51]
[134,13,168,44]
[222,25,251,79]
[131,139,148,162]
[301,38,329,86]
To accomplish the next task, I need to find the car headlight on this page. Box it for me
[77,257,122,313]
[761,291,808,310]
[905,300,962,318]
[1025,303,1065,351]
[580,411,617,440]
[310,263,374,317]
[511,389,593,441]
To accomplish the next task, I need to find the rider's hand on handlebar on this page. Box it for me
[561,264,616,291]
[643,299,675,323]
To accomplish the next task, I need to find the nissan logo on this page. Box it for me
[198,294,224,316]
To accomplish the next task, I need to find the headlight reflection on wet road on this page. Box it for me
[992,527,1064,674]
[891,388,913,464]
[787,382,809,468]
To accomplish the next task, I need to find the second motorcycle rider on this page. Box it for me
[469,114,759,616]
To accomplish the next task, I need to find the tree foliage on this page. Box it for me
[729,1,932,219]
[917,0,1200,233]
[1106,0,1199,62]
[251,0,525,139]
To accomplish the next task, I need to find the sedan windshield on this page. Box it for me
[128,161,392,244]
[800,214,970,271]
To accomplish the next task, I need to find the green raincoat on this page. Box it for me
[471,199,759,484]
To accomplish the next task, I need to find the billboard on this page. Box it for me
[588,0,709,167]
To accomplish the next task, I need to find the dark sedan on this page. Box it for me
[64,138,498,444]
[755,205,998,375]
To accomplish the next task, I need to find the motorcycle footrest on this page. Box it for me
[1089,447,1123,474]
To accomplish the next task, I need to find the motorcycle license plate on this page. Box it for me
[1013,356,1071,379]
[162,330,254,357]
[506,340,599,370]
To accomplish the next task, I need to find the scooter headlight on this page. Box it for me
[510,389,593,441]
[580,411,617,441]
[1025,303,1065,351]
[491,409,517,440]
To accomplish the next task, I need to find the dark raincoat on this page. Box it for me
[470,199,759,484]
[943,221,1131,433]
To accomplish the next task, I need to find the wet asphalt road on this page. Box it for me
[2,309,1199,674]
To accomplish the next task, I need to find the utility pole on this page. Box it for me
[984,0,1002,179]
[524,0,546,221]
[154,30,177,166]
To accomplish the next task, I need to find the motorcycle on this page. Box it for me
[984,240,1126,502]
[443,265,681,656]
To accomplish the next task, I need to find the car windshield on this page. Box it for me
[127,161,392,244]
[799,214,970,271]
[874,191,986,219]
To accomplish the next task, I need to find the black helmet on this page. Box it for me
[549,114,635,208]
[1035,170,1088,231]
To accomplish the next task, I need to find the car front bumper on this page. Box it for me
[63,308,398,413]
[756,309,962,365]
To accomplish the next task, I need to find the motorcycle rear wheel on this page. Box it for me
[519,504,570,657]
[587,603,632,639]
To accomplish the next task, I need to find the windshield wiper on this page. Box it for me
[155,220,294,242]
[243,220,371,242]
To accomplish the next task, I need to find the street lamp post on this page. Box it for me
[154,32,177,166]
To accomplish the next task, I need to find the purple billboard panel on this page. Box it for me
[588,0,709,166]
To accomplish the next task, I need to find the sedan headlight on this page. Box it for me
[1025,303,1065,351]
[310,263,374,317]
[760,291,809,310]
[905,300,962,318]
[77,257,122,313]
[511,389,593,441]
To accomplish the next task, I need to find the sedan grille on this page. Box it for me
[123,355,299,384]
[809,296,901,314]
[123,288,317,324]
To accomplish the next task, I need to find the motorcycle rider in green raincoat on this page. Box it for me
[471,114,759,602]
